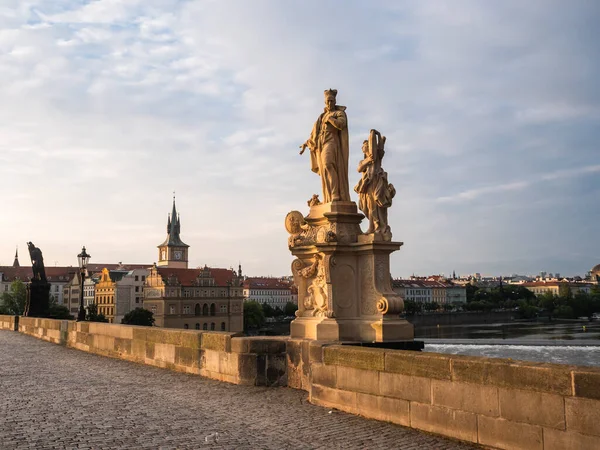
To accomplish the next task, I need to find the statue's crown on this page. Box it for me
[324,89,337,100]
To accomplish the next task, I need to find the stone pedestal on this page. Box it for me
[288,202,413,342]
[24,280,50,317]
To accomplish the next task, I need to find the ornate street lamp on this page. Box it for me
[77,246,91,321]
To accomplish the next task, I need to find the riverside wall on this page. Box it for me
[2,314,599,450]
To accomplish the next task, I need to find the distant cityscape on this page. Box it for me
[1,199,598,329]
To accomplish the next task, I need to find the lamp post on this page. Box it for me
[77,246,91,321]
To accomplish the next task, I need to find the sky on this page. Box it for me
[0,0,599,278]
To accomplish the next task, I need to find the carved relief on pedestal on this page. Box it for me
[293,254,330,318]
[286,211,337,248]
[359,256,379,316]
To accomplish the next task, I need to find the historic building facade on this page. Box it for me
[143,265,244,331]
[242,277,297,309]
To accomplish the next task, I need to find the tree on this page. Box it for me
[121,308,155,326]
[262,303,275,318]
[284,301,298,317]
[85,303,109,323]
[243,301,265,332]
[46,304,73,319]
[0,280,27,315]
[559,283,573,301]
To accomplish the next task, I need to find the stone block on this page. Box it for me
[336,366,379,395]
[311,363,336,387]
[145,342,155,360]
[432,380,498,416]
[543,428,600,450]
[237,353,259,384]
[310,384,357,414]
[565,397,600,436]
[356,392,410,426]
[379,372,431,403]
[323,346,385,371]
[309,340,328,363]
[231,337,249,354]
[179,331,203,350]
[203,349,221,373]
[131,339,146,360]
[499,388,565,429]
[477,416,543,450]
[246,337,287,354]
[385,351,451,380]
[174,346,201,368]
[409,402,478,443]
[132,327,147,342]
[201,332,233,352]
[451,357,572,395]
[114,337,132,356]
[572,369,600,400]
[153,343,175,364]
[266,354,287,386]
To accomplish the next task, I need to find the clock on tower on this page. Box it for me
[157,196,190,269]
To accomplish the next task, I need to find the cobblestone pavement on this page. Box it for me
[0,331,478,449]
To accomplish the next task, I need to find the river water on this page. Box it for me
[418,322,600,367]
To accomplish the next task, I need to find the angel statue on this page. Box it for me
[354,129,396,240]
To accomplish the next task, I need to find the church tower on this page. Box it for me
[12,247,19,268]
[157,196,189,269]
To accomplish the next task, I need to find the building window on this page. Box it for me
[220,322,226,331]
[135,297,140,304]
[210,303,216,316]
[203,303,209,315]
[151,306,157,314]
[183,305,190,314]
[203,323,207,330]
[135,276,139,281]
[220,305,227,313]
[195,303,201,316]
[210,322,215,331]
[195,323,200,330]
[183,324,189,329]
[169,305,175,314]
[135,286,139,292]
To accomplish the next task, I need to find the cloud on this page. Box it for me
[0,1,599,277]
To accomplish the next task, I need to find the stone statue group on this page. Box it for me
[300,89,395,240]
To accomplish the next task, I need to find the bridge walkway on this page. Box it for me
[0,331,476,449]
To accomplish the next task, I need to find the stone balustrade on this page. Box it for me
[2,314,599,450]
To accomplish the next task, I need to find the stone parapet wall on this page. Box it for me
[15,317,287,387]
[4,316,600,449]
[0,314,19,331]
[306,344,600,450]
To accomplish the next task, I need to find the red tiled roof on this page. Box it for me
[0,263,151,283]
[521,282,592,288]
[243,277,293,290]
[392,279,456,288]
[156,267,237,287]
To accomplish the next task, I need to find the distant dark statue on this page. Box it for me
[24,242,50,317]
[27,241,47,282]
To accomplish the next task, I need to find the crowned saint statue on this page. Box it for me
[300,89,350,203]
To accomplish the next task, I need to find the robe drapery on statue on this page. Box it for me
[304,99,351,203]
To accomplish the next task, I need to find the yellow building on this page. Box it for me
[95,268,116,322]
